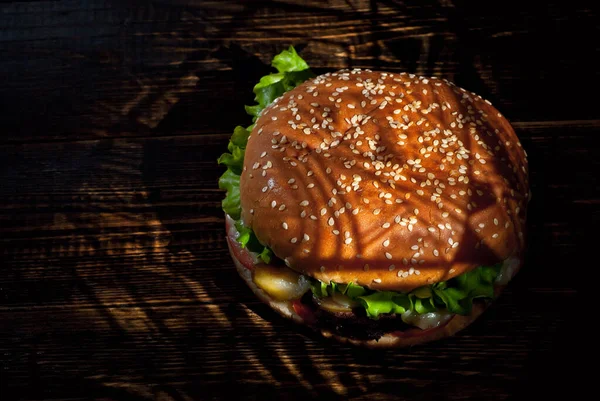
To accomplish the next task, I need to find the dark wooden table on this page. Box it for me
[0,1,592,400]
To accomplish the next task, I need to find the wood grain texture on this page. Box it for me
[0,1,591,400]
[1,0,598,142]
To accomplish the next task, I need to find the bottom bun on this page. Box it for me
[228,240,488,348]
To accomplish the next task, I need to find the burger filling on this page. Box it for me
[226,215,516,336]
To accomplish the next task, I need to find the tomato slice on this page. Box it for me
[292,300,317,325]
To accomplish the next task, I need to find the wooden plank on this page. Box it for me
[1,1,598,143]
[0,288,576,401]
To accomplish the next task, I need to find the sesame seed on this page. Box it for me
[373,209,381,215]
[300,200,309,206]
[328,217,334,226]
[492,233,499,239]
[290,237,297,243]
[383,239,390,247]
[271,201,277,208]
[382,222,391,228]
[345,237,353,244]
[385,252,392,260]
[303,234,310,242]
[433,249,439,256]
[282,222,288,230]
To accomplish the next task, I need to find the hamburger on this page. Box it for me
[218,47,529,347]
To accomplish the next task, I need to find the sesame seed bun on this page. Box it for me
[240,69,529,292]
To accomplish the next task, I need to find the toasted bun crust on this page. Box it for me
[240,69,529,292]
[228,240,489,348]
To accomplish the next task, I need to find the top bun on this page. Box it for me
[240,69,528,292]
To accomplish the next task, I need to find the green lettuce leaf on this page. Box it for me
[271,46,310,72]
[310,263,502,319]
[233,219,273,264]
[340,282,367,298]
[218,46,314,263]
[358,292,409,318]
[433,263,501,314]
[412,296,437,314]
[218,169,242,220]
[257,247,273,264]
[229,125,251,149]
[249,70,315,122]
[217,125,250,175]
[310,280,330,298]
